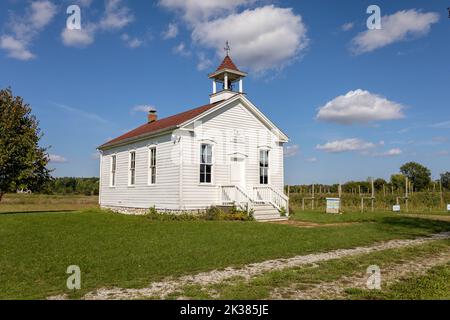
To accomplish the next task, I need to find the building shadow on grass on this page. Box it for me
[379,216,450,234]
[0,210,80,215]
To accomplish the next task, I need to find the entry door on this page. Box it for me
[230,157,246,189]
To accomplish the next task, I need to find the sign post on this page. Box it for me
[326,198,341,214]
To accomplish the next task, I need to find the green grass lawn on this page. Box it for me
[1,209,450,299]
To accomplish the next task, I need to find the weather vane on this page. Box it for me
[224,41,231,56]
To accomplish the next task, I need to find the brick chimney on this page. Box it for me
[148,109,157,123]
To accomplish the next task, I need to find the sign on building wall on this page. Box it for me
[326,198,341,214]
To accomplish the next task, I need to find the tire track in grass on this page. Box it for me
[270,249,450,300]
[48,232,450,300]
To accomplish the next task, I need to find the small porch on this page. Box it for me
[220,185,289,221]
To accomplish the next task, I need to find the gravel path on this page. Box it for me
[270,248,450,300]
[48,232,450,300]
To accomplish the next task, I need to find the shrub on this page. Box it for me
[145,206,254,222]
[204,206,222,220]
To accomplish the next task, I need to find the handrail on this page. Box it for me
[220,185,254,213]
[220,185,289,216]
[253,186,289,215]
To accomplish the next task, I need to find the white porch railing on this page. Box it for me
[220,185,253,213]
[220,185,290,215]
[253,186,289,214]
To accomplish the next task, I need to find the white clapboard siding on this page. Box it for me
[99,133,181,210]
[180,100,285,209]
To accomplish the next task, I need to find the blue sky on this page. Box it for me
[1,0,449,184]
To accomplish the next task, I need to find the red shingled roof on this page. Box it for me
[100,101,222,148]
[216,55,240,72]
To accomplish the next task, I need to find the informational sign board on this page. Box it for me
[393,205,401,212]
[326,198,341,214]
[447,204,450,212]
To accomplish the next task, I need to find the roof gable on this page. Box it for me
[180,95,289,143]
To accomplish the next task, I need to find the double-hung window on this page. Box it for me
[129,151,136,186]
[259,150,269,185]
[110,155,117,187]
[148,147,156,185]
[200,144,212,184]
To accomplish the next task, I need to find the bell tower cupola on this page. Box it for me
[208,41,247,104]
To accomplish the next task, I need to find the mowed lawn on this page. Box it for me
[1,208,450,299]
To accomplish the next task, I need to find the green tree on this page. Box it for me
[441,172,450,190]
[390,174,405,192]
[373,178,387,192]
[400,162,432,191]
[0,88,51,201]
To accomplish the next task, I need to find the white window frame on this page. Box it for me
[129,151,136,186]
[200,143,213,185]
[148,146,157,185]
[110,154,117,187]
[259,149,270,185]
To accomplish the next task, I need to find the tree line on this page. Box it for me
[41,177,99,195]
[289,162,450,194]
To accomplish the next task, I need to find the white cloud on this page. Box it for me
[0,0,56,60]
[192,5,309,73]
[131,105,156,114]
[431,121,450,129]
[0,35,35,60]
[374,148,403,157]
[284,145,300,158]
[435,150,449,157]
[121,34,143,49]
[316,89,405,125]
[341,22,354,31]
[61,27,95,47]
[432,136,449,143]
[173,42,191,56]
[351,9,439,54]
[159,0,254,24]
[99,0,134,30]
[316,138,376,153]
[163,23,179,39]
[52,103,110,124]
[49,154,68,163]
[91,151,101,160]
[197,52,213,71]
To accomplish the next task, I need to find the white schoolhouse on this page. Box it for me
[98,53,289,221]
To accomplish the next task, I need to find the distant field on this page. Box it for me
[289,191,450,214]
[0,193,99,213]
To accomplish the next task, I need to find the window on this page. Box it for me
[148,147,156,185]
[110,155,117,187]
[200,144,212,183]
[259,150,269,185]
[129,151,136,186]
